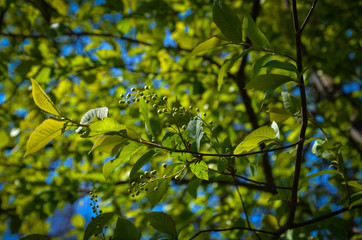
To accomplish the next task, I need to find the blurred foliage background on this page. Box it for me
[0,0,361,239]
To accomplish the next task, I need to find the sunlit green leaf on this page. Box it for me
[234,126,276,154]
[268,108,291,124]
[89,134,126,154]
[253,54,272,77]
[190,160,209,181]
[246,74,294,91]
[187,116,203,151]
[103,142,142,180]
[25,119,68,157]
[190,36,229,57]
[76,107,109,132]
[31,78,62,116]
[139,100,154,138]
[89,117,126,134]
[262,214,279,231]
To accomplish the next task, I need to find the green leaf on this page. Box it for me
[25,118,68,157]
[35,67,51,83]
[253,54,272,77]
[268,108,291,124]
[83,212,114,240]
[281,92,302,122]
[20,234,51,240]
[190,160,209,181]
[71,214,85,228]
[76,107,109,132]
[89,134,126,155]
[346,181,362,191]
[129,150,156,181]
[218,49,253,91]
[263,60,298,73]
[191,36,229,57]
[31,78,62,116]
[103,142,142,180]
[312,139,334,159]
[213,0,242,43]
[187,177,202,199]
[187,116,203,151]
[114,218,141,240]
[139,99,154,138]
[234,126,276,154]
[147,212,177,239]
[89,117,126,134]
[243,12,269,48]
[246,74,294,91]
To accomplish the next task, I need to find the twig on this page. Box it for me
[189,227,276,239]
[298,0,319,33]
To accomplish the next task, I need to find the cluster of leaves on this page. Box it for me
[1,0,361,239]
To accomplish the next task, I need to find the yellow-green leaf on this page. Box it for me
[90,135,126,154]
[234,126,276,154]
[25,119,68,157]
[31,78,62,116]
[190,161,209,181]
[89,117,126,134]
[190,36,229,57]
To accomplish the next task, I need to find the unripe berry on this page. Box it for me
[182,125,187,130]
[209,121,213,125]
[165,123,170,127]
[120,94,124,98]
[162,163,167,168]
[189,106,193,110]
[154,186,158,191]
[162,96,168,101]
[131,88,136,92]
[196,108,199,112]
[153,104,157,108]
[151,170,157,175]
[144,86,149,90]
[203,113,207,117]
[126,93,131,98]
[175,175,180,181]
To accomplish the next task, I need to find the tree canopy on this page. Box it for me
[0,0,361,239]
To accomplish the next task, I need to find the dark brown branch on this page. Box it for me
[293,203,362,229]
[189,227,276,239]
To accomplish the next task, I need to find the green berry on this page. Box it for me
[126,100,130,104]
[120,94,124,98]
[162,163,167,168]
[154,186,158,191]
[175,175,180,181]
[189,106,193,110]
[182,125,187,130]
[162,96,168,101]
[131,88,136,92]
[209,121,213,124]
[151,170,157,175]
[153,104,157,108]
[196,108,199,112]
[144,86,149,90]
[126,93,131,98]
[203,113,207,117]
[165,123,170,127]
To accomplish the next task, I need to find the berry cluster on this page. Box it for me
[88,190,108,238]
[128,163,187,198]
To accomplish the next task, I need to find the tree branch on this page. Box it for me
[298,0,318,33]
[189,227,276,240]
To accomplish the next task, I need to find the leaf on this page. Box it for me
[114,218,141,240]
[190,36,229,57]
[103,142,142,180]
[263,60,298,73]
[187,177,202,199]
[246,74,294,91]
[190,160,209,181]
[268,108,291,124]
[147,212,177,238]
[234,126,276,154]
[261,214,279,231]
[25,118,68,157]
[312,139,334,159]
[83,212,114,240]
[213,0,242,43]
[89,117,126,134]
[31,78,61,116]
[187,116,203,151]
[253,54,272,77]
[281,92,302,122]
[243,12,269,48]
[139,99,154,138]
[20,234,51,240]
[71,214,85,228]
[89,135,126,155]
[76,107,109,132]
[218,49,253,91]
[129,150,156,181]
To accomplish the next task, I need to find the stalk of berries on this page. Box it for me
[89,190,108,239]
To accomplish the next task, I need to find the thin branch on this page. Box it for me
[299,0,319,33]
[189,227,276,239]
[293,203,362,229]
[209,168,293,190]
[121,133,300,158]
